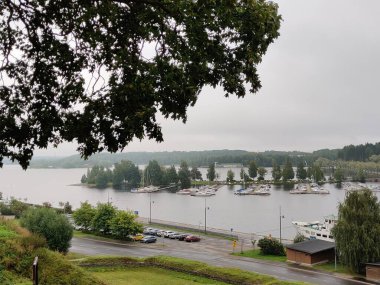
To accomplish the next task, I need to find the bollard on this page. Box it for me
[33,256,38,285]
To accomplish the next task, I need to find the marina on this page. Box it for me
[1,165,380,240]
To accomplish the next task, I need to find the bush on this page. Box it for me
[257,237,285,256]
[293,233,306,243]
[20,207,73,253]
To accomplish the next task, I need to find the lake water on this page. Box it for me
[1,165,379,240]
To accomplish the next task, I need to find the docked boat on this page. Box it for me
[131,185,160,193]
[248,184,271,195]
[292,215,337,242]
[177,188,198,195]
[191,188,216,196]
[234,184,271,195]
[290,183,329,194]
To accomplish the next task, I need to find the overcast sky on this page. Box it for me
[36,0,380,156]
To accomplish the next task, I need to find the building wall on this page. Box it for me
[287,248,334,265]
[310,249,335,264]
[286,249,311,264]
[366,265,380,281]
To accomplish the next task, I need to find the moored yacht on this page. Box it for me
[292,215,337,242]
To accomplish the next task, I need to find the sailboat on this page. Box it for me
[132,169,160,193]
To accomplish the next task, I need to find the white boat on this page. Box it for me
[234,184,271,195]
[177,188,198,195]
[248,184,271,195]
[290,183,329,194]
[292,215,337,242]
[191,188,216,196]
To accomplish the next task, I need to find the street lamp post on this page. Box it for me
[279,206,285,243]
[149,193,154,224]
[204,198,210,234]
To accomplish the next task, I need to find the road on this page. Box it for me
[70,236,372,285]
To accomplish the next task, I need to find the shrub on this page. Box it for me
[257,237,285,256]
[293,233,306,243]
[20,207,73,253]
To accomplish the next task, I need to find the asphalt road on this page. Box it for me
[70,236,372,285]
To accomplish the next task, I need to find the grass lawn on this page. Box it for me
[0,225,17,238]
[313,262,355,275]
[86,266,228,285]
[233,249,287,262]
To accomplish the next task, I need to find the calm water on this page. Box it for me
[1,165,379,240]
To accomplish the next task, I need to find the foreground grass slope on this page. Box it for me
[76,256,307,285]
[1,218,306,284]
[0,218,105,285]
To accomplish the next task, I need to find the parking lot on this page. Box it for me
[132,226,254,256]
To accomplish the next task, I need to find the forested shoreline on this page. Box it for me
[22,142,380,169]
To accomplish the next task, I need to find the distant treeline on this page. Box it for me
[337,142,380,161]
[26,142,380,169]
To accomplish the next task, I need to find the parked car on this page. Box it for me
[168,232,179,239]
[185,235,201,242]
[177,234,190,241]
[141,235,157,243]
[143,228,154,235]
[132,234,144,241]
[148,229,160,236]
[164,231,176,238]
[156,230,166,237]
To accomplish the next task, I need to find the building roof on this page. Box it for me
[286,240,335,254]
[366,262,380,267]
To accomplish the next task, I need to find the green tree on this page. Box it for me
[112,160,141,188]
[248,161,258,180]
[240,168,249,181]
[80,174,87,184]
[257,167,267,181]
[207,163,216,182]
[190,167,203,181]
[282,158,294,182]
[296,162,307,180]
[73,201,96,231]
[9,198,29,218]
[95,170,110,188]
[311,164,325,182]
[272,161,282,181]
[144,160,164,186]
[332,189,380,273]
[226,170,235,183]
[20,207,73,253]
[353,168,366,183]
[333,167,345,184]
[0,1,281,169]
[293,233,306,244]
[178,161,191,189]
[109,210,143,240]
[92,203,117,235]
[166,165,179,184]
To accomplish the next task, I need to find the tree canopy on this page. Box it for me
[332,189,380,273]
[0,1,281,169]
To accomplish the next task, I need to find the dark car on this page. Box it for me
[177,234,190,241]
[185,235,201,242]
[140,235,157,243]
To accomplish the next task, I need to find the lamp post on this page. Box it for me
[149,193,154,224]
[204,198,210,234]
[279,206,285,243]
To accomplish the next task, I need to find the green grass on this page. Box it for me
[76,256,306,285]
[233,249,287,262]
[87,266,228,285]
[0,225,17,238]
[313,262,355,275]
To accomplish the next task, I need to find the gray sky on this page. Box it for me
[36,0,380,156]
